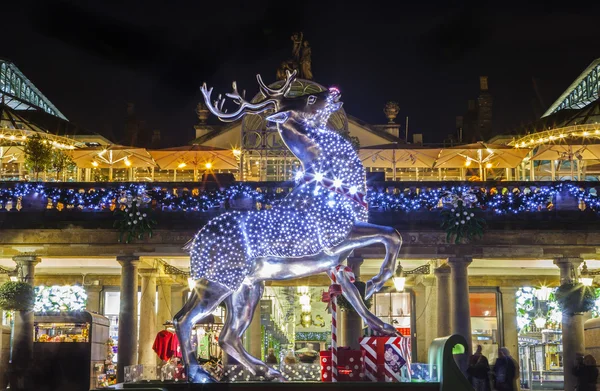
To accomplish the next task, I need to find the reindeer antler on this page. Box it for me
[200,78,281,123]
[257,70,297,97]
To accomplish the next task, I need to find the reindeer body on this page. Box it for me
[174,72,402,383]
[189,126,367,289]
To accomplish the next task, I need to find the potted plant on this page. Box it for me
[0,281,35,312]
[0,281,36,390]
[555,282,596,314]
[441,199,485,244]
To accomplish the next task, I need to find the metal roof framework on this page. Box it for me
[543,59,600,117]
[0,60,67,120]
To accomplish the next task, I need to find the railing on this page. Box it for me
[0,180,598,218]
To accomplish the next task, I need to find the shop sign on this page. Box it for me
[518,337,539,344]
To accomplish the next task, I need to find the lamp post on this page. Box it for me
[393,263,431,292]
[579,261,600,287]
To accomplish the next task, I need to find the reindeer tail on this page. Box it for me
[182,238,194,252]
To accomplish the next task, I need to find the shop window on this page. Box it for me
[373,291,412,335]
[469,291,499,362]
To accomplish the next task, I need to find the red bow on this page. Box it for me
[321,265,356,303]
[322,284,343,303]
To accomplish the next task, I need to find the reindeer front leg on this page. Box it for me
[327,222,402,299]
[331,267,401,337]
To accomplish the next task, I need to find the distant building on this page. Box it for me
[457,76,493,143]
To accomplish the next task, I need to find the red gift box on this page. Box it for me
[320,351,332,382]
[320,349,365,382]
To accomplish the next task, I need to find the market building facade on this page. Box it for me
[1,54,600,390]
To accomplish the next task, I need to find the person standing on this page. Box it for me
[266,348,278,365]
[467,346,491,391]
[493,347,516,391]
[573,353,599,391]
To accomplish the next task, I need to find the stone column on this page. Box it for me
[342,257,364,350]
[246,304,262,359]
[156,278,172,366]
[423,275,438,360]
[448,256,472,373]
[434,264,452,338]
[116,255,140,383]
[413,283,428,362]
[554,257,584,391]
[171,285,187,317]
[85,285,103,314]
[138,269,157,378]
[500,287,519,356]
[10,255,40,391]
[156,279,172,330]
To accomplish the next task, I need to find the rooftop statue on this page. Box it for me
[174,70,402,383]
[277,32,313,80]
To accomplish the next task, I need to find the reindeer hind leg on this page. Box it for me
[173,278,231,383]
[219,280,286,381]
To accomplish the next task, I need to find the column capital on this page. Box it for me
[139,268,159,278]
[499,286,519,295]
[12,254,41,265]
[447,256,473,266]
[554,257,583,284]
[117,255,140,267]
[85,284,103,293]
[347,256,364,279]
[157,276,174,285]
[434,263,452,277]
[554,257,584,266]
[347,256,364,266]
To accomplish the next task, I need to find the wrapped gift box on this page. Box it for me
[338,348,365,381]
[320,349,365,382]
[320,350,332,382]
[359,336,411,382]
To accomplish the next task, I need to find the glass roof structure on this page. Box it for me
[0,59,67,120]
[543,58,600,117]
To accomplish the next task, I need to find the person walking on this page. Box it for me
[493,347,517,391]
[467,345,491,391]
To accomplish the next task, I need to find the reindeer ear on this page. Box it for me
[330,102,343,112]
[266,112,290,124]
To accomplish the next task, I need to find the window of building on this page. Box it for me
[469,290,500,362]
[373,291,412,335]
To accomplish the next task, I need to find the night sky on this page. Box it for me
[2,0,599,147]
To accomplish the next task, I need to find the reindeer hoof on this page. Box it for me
[380,322,402,337]
[264,367,286,382]
[189,365,218,383]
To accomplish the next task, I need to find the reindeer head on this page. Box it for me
[200,71,343,128]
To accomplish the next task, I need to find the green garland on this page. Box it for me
[0,281,35,311]
[114,200,157,243]
[441,199,486,244]
[295,331,330,342]
[336,281,373,311]
[555,282,597,314]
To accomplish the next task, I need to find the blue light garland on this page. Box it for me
[0,182,594,216]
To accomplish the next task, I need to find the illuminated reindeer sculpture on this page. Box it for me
[174,71,402,383]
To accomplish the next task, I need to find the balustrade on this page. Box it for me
[0,181,596,218]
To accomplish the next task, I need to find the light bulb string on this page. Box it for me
[302,173,367,209]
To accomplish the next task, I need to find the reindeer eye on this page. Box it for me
[307,95,317,105]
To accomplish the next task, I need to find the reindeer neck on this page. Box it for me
[307,127,365,189]
[278,117,365,189]
[277,118,320,168]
